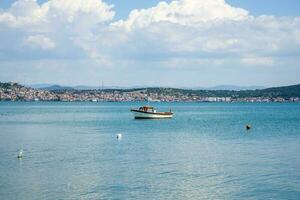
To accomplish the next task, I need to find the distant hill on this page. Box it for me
[118,84,300,98]
[73,85,99,90]
[41,85,75,91]
[2,82,300,98]
[203,85,266,91]
[29,84,54,89]
[30,84,137,90]
[30,84,100,90]
[1,82,300,101]
[0,82,24,89]
[255,84,300,98]
[30,83,266,91]
[194,84,300,98]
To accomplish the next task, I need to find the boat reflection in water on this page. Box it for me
[130,106,173,119]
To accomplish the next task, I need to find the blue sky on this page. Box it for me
[1,0,300,17]
[114,0,300,18]
[0,0,300,87]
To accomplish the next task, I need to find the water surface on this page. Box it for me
[0,102,299,199]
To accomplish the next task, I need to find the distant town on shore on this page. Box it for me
[0,82,300,102]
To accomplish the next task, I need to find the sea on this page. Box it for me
[0,102,299,200]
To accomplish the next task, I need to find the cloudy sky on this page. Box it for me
[0,0,299,87]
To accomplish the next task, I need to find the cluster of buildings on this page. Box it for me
[0,83,58,101]
[57,91,147,102]
[0,82,299,102]
[231,97,300,103]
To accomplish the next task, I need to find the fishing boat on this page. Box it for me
[130,106,173,119]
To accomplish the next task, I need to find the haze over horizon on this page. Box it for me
[26,83,268,91]
[0,0,300,87]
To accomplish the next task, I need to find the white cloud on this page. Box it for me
[0,0,299,86]
[241,57,275,66]
[0,0,115,60]
[103,1,300,67]
[24,34,56,50]
[0,0,115,28]
[113,0,249,30]
[1,0,299,64]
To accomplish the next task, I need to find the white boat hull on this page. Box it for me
[131,110,173,119]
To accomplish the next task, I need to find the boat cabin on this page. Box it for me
[139,106,156,113]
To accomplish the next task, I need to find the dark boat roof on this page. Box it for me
[140,106,154,109]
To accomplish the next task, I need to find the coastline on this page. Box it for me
[1,82,300,103]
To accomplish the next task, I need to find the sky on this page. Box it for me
[0,0,299,87]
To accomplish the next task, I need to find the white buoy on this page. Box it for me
[116,133,122,140]
[17,150,23,159]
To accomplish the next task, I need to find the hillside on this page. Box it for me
[1,82,300,101]
[111,84,300,98]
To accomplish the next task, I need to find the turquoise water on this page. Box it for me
[0,102,299,199]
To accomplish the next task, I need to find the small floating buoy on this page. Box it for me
[116,133,122,140]
[246,124,251,130]
[17,150,23,159]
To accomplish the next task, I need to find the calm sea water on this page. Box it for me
[0,102,299,199]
